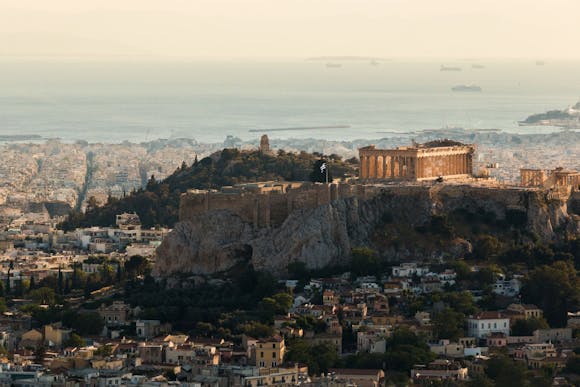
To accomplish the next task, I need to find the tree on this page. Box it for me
[124,255,149,279]
[486,356,528,387]
[522,260,580,327]
[95,344,114,357]
[473,235,502,260]
[565,354,580,374]
[57,266,64,295]
[383,328,436,373]
[350,247,379,277]
[64,312,105,336]
[238,321,274,338]
[65,333,86,348]
[511,317,549,336]
[86,196,99,212]
[29,287,57,305]
[468,374,494,387]
[258,293,293,322]
[287,261,309,282]
[432,308,465,341]
[286,339,338,375]
[271,293,293,314]
[442,291,478,315]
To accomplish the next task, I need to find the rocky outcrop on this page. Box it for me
[153,184,579,278]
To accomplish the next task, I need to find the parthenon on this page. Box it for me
[359,140,475,181]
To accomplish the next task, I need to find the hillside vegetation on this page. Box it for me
[59,149,357,230]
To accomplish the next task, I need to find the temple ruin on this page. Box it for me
[358,140,476,181]
[520,167,580,189]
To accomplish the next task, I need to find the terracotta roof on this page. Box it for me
[470,311,506,320]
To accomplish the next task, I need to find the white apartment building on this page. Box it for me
[467,312,510,339]
[392,263,429,278]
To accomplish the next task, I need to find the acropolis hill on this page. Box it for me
[155,140,580,278]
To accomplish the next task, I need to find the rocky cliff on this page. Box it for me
[153,184,580,278]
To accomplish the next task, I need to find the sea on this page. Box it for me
[0,59,579,143]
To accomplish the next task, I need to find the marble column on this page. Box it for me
[365,155,371,178]
[417,157,422,179]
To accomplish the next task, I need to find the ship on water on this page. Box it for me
[440,65,462,71]
[451,84,482,92]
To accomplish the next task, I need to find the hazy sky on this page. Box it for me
[1,0,579,60]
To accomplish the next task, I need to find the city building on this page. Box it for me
[467,312,510,339]
[254,337,285,369]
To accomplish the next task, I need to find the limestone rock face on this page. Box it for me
[153,210,254,277]
[252,200,354,273]
[153,185,579,278]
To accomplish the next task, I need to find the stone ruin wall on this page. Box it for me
[178,183,381,228]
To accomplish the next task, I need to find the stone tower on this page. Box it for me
[259,134,271,154]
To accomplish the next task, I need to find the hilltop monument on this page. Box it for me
[259,134,271,154]
[359,140,475,181]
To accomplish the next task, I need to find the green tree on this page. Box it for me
[468,374,494,387]
[486,356,528,387]
[442,291,478,315]
[511,317,549,336]
[238,321,274,338]
[522,260,580,327]
[29,287,57,305]
[286,339,338,375]
[65,333,86,347]
[124,255,149,279]
[351,247,379,277]
[565,353,580,374]
[287,261,309,281]
[271,293,293,314]
[432,308,465,341]
[64,311,105,336]
[383,328,436,373]
[473,235,502,260]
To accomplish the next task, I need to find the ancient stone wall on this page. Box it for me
[179,182,358,228]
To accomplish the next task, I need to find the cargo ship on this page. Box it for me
[451,84,482,92]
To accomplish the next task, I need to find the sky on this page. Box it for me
[1,0,579,60]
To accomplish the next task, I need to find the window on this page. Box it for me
[272,352,276,358]
[494,323,497,329]
[260,352,264,358]
[272,344,276,348]
[272,361,277,367]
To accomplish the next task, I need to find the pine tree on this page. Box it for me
[58,266,64,295]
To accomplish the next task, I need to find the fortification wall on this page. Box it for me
[179,182,359,228]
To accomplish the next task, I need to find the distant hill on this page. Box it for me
[58,148,357,230]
